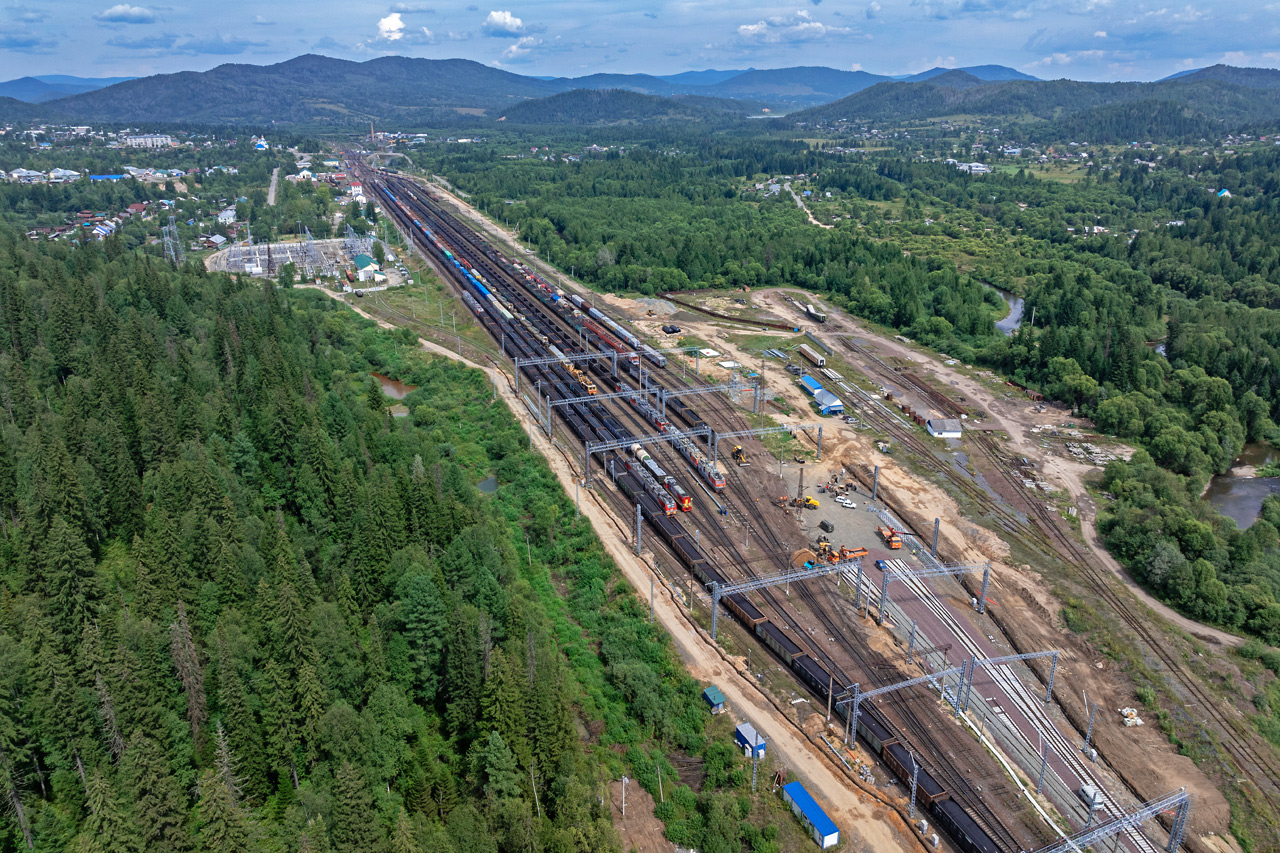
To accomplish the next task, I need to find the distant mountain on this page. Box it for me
[913,70,988,90]
[18,55,561,125]
[552,66,889,107]
[705,66,892,105]
[788,71,1280,140]
[1166,64,1280,89]
[7,55,1275,130]
[0,75,135,103]
[555,73,687,97]
[0,95,38,121]
[906,65,1038,83]
[500,88,756,126]
[658,69,750,86]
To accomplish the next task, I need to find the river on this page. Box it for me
[988,286,1025,336]
[1204,443,1280,528]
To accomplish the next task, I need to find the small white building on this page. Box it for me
[926,418,963,439]
[217,207,237,225]
[126,134,173,148]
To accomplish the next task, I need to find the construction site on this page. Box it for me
[341,160,1269,853]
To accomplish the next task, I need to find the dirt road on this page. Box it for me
[784,181,833,229]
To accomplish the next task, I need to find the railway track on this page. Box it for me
[969,433,1280,809]
[365,165,1043,851]
[837,329,1280,825]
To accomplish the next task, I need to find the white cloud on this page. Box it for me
[483,10,531,36]
[391,2,435,11]
[1028,49,1106,68]
[7,6,47,23]
[866,1,881,19]
[375,12,434,43]
[378,13,405,40]
[1094,30,1107,37]
[737,10,850,44]
[94,4,157,24]
[502,35,540,59]
[850,62,863,71]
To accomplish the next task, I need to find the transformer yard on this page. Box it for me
[343,158,1245,853]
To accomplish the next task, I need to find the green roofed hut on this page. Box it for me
[702,685,726,714]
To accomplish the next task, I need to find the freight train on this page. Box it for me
[381,172,1004,853]
[642,513,1003,853]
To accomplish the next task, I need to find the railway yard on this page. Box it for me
[347,159,1273,853]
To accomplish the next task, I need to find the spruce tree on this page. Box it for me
[195,767,254,853]
[330,761,372,852]
[121,730,191,853]
[401,573,447,705]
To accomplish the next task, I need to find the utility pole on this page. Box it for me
[621,776,628,817]
[650,572,655,624]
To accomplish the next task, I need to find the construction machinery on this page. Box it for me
[877,525,903,549]
[732,446,750,466]
[777,495,819,510]
[839,545,869,561]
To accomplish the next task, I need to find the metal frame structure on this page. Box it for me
[584,427,711,487]
[961,650,1060,712]
[1025,788,1191,853]
[545,381,741,437]
[877,560,993,623]
[653,380,749,415]
[837,664,969,744]
[344,222,373,261]
[709,424,824,465]
[707,556,862,639]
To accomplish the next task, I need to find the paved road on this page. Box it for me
[267,167,280,206]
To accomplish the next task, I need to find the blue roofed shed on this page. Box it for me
[702,685,726,714]
[735,722,766,758]
[782,782,839,849]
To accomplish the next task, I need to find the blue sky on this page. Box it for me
[2,1,1277,82]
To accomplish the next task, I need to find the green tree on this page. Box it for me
[121,730,192,853]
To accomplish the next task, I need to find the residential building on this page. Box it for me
[126,134,173,148]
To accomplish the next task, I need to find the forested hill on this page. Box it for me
[500,89,758,125]
[7,55,562,125]
[0,54,1034,126]
[0,231,765,851]
[790,68,1280,138]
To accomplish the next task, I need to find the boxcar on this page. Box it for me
[725,592,766,627]
[931,799,1002,853]
[856,708,898,756]
[757,621,805,665]
[793,655,833,699]
[884,743,947,808]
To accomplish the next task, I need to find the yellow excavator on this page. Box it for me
[732,446,749,466]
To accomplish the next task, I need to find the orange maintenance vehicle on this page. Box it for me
[877,526,903,549]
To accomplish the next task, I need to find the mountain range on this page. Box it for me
[0,75,134,103]
[0,56,1037,125]
[787,64,1280,140]
[1,55,1277,134]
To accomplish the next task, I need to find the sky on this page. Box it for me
[1,0,1278,83]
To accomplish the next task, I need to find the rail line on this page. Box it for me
[364,163,1058,852]
[838,331,1280,820]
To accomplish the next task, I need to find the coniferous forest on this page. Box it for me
[0,230,771,853]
